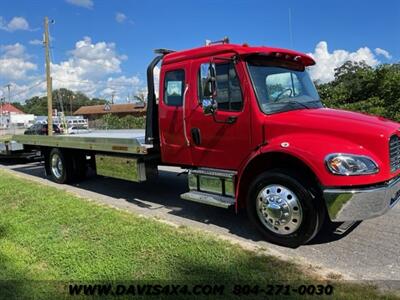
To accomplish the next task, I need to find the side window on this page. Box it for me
[198,62,243,111]
[164,69,185,106]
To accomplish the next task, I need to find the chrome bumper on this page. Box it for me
[323,176,400,222]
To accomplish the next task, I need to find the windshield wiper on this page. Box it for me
[281,100,310,109]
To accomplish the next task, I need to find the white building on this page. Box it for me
[0,103,35,129]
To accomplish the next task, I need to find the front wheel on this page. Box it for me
[247,169,324,248]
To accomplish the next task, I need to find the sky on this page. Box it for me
[0,0,399,103]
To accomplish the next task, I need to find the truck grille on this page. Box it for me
[389,135,400,172]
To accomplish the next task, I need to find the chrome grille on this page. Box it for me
[389,135,400,172]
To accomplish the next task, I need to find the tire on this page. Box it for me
[48,148,73,184]
[246,168,325,248]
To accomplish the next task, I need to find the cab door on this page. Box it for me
[188,59,251,170]
[158,62,193,165]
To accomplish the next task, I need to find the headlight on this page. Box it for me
[325,154,379,175]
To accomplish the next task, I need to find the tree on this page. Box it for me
[133,89,147,103]
[317,61,400,122]
[11,102,25,113]
[20,89,108,116]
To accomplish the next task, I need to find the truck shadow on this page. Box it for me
[4,160,360,247]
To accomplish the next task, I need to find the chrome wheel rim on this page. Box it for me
[256,184,303,235]
[51,153,63,179]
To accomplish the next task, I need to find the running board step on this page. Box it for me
[334,221,357,235]
[191,168,237,179]
[180,191,235,209]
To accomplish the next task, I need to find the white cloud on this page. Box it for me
[0,16,30,32]
[65,0,93,9]
[307,41,380,83]
[0,43,37,80]
[1,43,28,58]
[52,36,126,81]
[0,80,46,103]
[29,39,43,46]
[374,47,392,59]
[49,37,141,101]
[1,37,143,103]
[115,12,127,23]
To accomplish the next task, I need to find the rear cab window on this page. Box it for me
[164,69,185,106]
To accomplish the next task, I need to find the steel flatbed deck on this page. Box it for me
[13,129,151,155]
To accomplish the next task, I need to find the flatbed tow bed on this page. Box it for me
[0,135,40,158]
[13,129,151,156]
[12,129,158,183]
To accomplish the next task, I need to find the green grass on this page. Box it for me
[0,169,398,299]
[0,135,12,142]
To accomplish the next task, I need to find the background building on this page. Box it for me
[0,103,35,129]
[73,103,146,120]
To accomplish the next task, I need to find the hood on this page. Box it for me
[266,108,399,142]
[262,108,400,185]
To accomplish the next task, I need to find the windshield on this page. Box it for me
[247,59,322,114]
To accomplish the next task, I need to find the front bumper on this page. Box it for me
[323,175,400,222]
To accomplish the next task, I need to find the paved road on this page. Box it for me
[1,159,399,287]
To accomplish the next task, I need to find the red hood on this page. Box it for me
[263,108,400,185]
[267,108,399,140]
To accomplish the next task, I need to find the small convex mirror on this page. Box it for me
[200,62,217,115]
[201,98,217,115]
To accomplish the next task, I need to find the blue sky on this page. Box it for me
[0,0,399,102]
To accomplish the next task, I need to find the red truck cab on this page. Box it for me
[148,40,400,247]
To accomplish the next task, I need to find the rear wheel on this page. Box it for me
[48,148,73,184]
[247,169,324,248]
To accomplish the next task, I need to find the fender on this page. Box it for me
[234,132,386,211]
[235,144,319,212]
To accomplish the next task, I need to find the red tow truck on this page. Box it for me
[14,39,400,247]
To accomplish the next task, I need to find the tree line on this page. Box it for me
[316,61,400,121]
[12,88,108,116]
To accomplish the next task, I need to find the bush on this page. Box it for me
[317,61,400,122]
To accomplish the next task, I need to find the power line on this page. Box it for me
[6,80,46,101]
[4,84,11,103]
[53,78,140,87]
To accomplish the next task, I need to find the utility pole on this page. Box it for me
[111,91,115,104]
[0,96,4,129]
[70,94,74,116]
[44,17,53,136]
[5,84,11,104]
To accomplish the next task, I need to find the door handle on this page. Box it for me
[226,116,238,124]
[211,114,238,124]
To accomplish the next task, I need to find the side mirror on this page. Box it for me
[201,98,217,115]
[201,62,217,115]
[203,62,217,97]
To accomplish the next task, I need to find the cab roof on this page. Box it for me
[162,43,316,66]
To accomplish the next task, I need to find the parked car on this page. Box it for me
[24,123,62,135]
[67,126,90,135]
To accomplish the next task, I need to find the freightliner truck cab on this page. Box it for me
[147,39,400,247]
